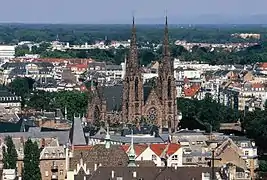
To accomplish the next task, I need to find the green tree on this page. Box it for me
[15,45,30,57]
[2,136,17,169]
[26,90,90,120]
[9,77,34,97]
[259,160,267,172]
[177,97,239,131]
[22,139,41,180]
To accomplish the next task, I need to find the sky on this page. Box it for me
[0,0,267,24]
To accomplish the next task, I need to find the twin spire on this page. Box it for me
[127,15,170,71]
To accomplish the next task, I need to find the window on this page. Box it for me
[167,77,172,99]
[245,151,249,156]
[45,171,49,177]
[198,157,202,161]
[186,158,192,162]
[172,155,178,161]
[60,170,63,175]
[135,78,139,100]
[152,154,157,161]
[241,143,248,147]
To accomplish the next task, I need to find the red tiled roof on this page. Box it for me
[135,145,148,157]
[260,62,267,69]
[150,143,181,157]
[166,143,181,156]
[67,63,88,69]
[73,145,93,150]
[150,144,167,157]
[121,145,130,152]
[252,83,265,89]
[184,84,201,97]
[121,144,148,157]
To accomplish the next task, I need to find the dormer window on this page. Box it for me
[44,152,49,158]
[52,152,56,158]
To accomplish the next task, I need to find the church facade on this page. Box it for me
[87,17,179,132]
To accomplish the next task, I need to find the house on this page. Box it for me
[122,143,183,167]
[67,64,88,75]
[40,146,67,180]
[175,67,202,80]
[0,136,68,178]
[0,86,21,113]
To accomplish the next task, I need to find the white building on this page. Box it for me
[123,143,183,167]
[0,45,15,59]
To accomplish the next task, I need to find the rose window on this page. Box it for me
[148,108,157,121]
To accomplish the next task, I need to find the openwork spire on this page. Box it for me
[128,129,136,167]
[163,15,171,58]
[127,16,138,71]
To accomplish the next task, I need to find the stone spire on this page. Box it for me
[127,129,136,167]
[105,125,111,149]
[163,15,171,58]
[127,16,139,72]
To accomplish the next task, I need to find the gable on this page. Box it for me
[144,88,161,106]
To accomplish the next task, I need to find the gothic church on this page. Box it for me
[87,17,178,132]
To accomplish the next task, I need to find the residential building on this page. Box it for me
[0,46,15,59]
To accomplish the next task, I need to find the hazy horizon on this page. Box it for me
[0,0,267,24]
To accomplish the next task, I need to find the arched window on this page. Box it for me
[135,77,139,100]
[126,102,129,112]
[168,77,172,99]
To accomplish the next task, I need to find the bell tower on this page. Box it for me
[122,17,144,123]
[157,16,178,132]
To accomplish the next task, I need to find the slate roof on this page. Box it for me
[106,64,122,71]
[87,166,222,180]
[98,85,153,112]
[70,117,86,146]
[102,85,123,111]
[0,127,69,145]
[0,121,22,133]
[90,134,168,144]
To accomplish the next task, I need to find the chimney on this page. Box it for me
[133,171,137,178]
[174,164,177,170]
[111,170,115,178]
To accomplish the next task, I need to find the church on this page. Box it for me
[87,16,179,133]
